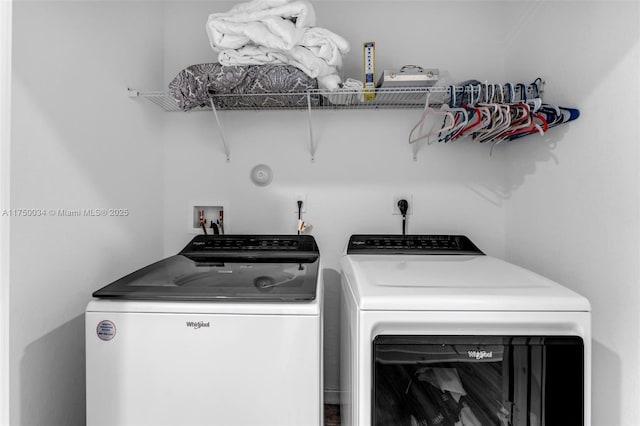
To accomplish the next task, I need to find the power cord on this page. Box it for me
[297,200,303,235]
[397,199,408,235]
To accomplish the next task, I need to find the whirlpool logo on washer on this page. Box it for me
[468,350,493,360]
[186,321,210,329]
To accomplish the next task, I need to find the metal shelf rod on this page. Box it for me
[209,99,231,162]
[307,92,316,162]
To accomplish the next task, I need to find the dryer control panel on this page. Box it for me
[346,234,484,255]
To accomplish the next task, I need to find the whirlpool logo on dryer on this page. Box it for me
[186,321,210,329]
[468,350,493,360]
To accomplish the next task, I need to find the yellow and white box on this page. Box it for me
[363,41,375,101]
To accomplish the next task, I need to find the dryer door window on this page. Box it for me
[373,335,584,426]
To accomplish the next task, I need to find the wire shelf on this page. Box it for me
[128,87,454,112]
[129,83,541,112]
[128,81,544,162]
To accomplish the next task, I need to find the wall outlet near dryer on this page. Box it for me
[392,194,413,215]
[294,193,307,213]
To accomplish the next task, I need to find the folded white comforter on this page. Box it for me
[206,0,350,91]
[206,0,314,51]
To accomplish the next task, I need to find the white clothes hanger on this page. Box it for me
[408,91,455,144]
[437,85,469,142]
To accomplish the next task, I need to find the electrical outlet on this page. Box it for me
[294,193,307,213]
[392,195,413,215]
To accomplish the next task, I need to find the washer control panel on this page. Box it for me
[180,234,319,261]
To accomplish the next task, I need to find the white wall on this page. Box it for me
[503,2,640,425]
[0,1,12,424]
[10,2,165,425]
[162,1,510,399]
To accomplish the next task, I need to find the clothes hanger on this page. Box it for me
[476,84,512,143]
[502,78,580,142]
[517,83,546,136]
[473,84,493,133]
[451,85,483,141]
[528,79,543,112]
[493,83,549,148]
[408,91,455,144]
[438,85,469,142]
[504,109,549,141]
[494,84,536,142]
[470,83,497,142]
[478,86,513,146]
[558,107,580,124]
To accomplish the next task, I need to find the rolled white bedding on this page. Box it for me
[206,0,350,91]
[206,0,315,50]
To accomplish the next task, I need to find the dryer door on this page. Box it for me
[373,335,584,426]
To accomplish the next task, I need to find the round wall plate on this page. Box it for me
[250,164,273,187]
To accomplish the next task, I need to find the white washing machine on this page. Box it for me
[340,234,591,426]
[86,235,323,426]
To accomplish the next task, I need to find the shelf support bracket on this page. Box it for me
[307,92,316,162]
[209,98,231,162]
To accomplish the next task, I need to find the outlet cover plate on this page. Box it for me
[392,195,413,215]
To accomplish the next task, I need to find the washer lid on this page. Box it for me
[93,235,319,302]
[341,254,590,312]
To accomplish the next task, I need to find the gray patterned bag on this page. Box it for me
[169,63,319,111]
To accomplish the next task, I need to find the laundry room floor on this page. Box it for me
[324,404,340,425]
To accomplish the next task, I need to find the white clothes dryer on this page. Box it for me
[340,234,591,426]
[86,235,323,426]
